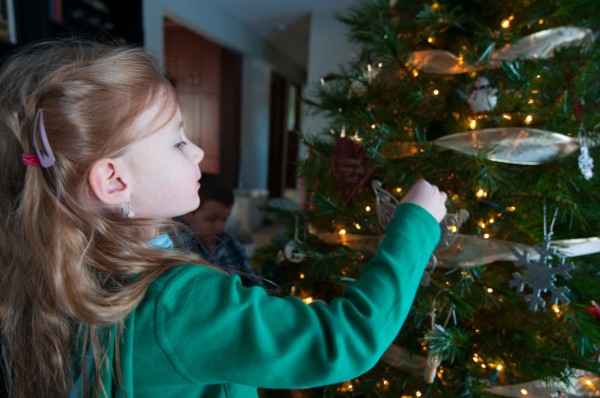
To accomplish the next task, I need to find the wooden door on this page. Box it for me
[163,17,241,187]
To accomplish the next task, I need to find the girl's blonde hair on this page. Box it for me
[0,39,204,397]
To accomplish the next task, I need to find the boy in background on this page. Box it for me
[180,173,263,287]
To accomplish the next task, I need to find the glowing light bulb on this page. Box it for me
[365,206,371,212]
[487,288,494,293]
[413,69,419,77]
[303,297,314,304]
[520,388,528,395]
[428,37,434,43]
[339,229,347,235]
[299,273,305,279]
[501,15,514,28]
[433,89,440,95]
[538,19,544,25]
[502,114,513,120]
[371,123,376,129]
[484,233,490,239]
[475,189,487,198]
[525,115,533,124]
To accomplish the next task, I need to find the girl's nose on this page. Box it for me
[191,143,204,164]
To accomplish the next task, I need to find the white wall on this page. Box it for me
[303,7,359,138]
[239,58,271,189]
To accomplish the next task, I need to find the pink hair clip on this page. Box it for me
[21,153,41,166]
[22,108,55,168]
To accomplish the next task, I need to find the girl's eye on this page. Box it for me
[176,141,188,150]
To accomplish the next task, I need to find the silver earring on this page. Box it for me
[121,200,134,218]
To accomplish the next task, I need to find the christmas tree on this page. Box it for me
[257,0,600,396]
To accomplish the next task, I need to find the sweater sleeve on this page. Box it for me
[133,203,440,389]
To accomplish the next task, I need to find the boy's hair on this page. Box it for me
[198,173,235,209]
[0,39,207,398]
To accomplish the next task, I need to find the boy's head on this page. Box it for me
[183,173,234,244]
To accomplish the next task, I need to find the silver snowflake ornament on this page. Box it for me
[510,243,575,312]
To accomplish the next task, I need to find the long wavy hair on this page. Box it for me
[0,39,206,397]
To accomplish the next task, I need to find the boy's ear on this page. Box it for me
[88,158,130,205]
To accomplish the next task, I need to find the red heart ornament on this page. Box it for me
[331,137,374,205]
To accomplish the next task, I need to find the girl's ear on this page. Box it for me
[88,158,130,205]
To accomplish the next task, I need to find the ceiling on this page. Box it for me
[218,0,358,68]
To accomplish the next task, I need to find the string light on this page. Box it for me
[365,206,371,212]
[320,77,326,86]
[303,297,314,304]
[524,115,533,124]
[538,19,544,25]
[475,189,488,198]
[428,37,434,43]
[552,304,563,317]
[501,15,514,28]
[433,89,440,95]
[484,233,490,239]
[520,388,528,395]
[502,114,513,120]
[299,273,305,279]
[412,69,419,77]
[371,123,377,129]
[338,229,347,235]
[506,206,516,212]
[487,288,494,293]
[470,119,477,129]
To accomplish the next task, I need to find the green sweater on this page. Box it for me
[101,203,440,397]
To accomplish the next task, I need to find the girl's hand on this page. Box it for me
[400,180,447,223]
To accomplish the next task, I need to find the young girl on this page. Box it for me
[0,39,447,398]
